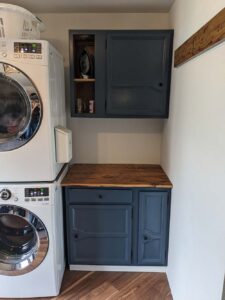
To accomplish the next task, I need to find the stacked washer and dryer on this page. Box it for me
[0,4,72,298]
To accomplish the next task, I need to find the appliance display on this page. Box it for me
[14,42,42,53]
[24,187,49,197]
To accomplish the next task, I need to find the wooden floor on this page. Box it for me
[1,271,173,300]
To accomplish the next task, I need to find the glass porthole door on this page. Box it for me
[0,63,42,151]
[0,205,49,276]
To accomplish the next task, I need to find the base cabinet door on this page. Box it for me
[68,205,132,265]
[138,192,169,265]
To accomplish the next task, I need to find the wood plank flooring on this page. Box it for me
[0,271,173,300]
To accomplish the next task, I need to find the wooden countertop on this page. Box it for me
[61,164,172,188]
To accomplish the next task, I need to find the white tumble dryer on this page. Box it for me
[0,39,68,182]
[0,165,67,298]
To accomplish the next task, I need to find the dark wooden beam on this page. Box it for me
[174,8,225,67]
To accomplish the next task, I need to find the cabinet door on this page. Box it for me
[138,192,169,265]
[106,31,173,117]
[68,205,132,265]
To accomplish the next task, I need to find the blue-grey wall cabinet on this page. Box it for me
[138,192,169,265]
[69,30,173,118]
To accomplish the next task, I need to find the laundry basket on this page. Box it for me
[0,3,45,39]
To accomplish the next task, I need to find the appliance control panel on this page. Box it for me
[14,42,42,54]
[0,40,46,61]
[13,42,43,60]
[0,186,51,205]
[24,187,49,203]
[0,189,11,200]
[25,187,49,197]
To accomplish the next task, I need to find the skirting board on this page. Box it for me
[70,265,167,273]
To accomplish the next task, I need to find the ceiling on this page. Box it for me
[1,0,174,13]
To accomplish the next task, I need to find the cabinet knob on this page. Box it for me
[98,194,103,199]
[144,235,148,241]
[158,82,163,87]
[74,234,78,239]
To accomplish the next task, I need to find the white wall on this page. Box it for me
[38,13,169,163]
[162,1,225,300]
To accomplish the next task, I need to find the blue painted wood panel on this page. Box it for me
[69,205,132,265]
[68,188,132,204]
[106,31,173,117]
[138,191,169,265]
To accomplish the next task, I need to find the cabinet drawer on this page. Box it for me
[67,188,132,204]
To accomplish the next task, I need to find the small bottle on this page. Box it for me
[77,98,83,113]
[89,100,95,113]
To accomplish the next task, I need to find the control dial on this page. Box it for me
[0,189,12,200]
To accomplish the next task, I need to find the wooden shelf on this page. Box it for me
[74,112,95,117]
[174,8,225,67]
[74,78,95,83]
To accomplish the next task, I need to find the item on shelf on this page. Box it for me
[0,3,45,40]
[79,48,94,79]
[77,98,83,113]
[79,49,91,78]
[89,100,95,113]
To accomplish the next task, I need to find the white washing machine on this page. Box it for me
[0,166,67,298]
[0,39,67,182]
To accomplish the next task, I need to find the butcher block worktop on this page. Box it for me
[61,164,172,188]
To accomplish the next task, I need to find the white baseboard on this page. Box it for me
[69,265,167,272]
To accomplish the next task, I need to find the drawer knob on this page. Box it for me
[98,194,103,199]
[144,235,148,241]
[74,234,78,239]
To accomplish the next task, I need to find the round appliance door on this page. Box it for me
[0,63,42,151]
[0,205,49,276]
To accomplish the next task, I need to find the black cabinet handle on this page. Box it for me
[144,235,148,241]
[74,234,78,239]
[158,82,163,87]
[98,194,103,199]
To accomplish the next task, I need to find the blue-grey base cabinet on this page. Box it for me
[64,188,171,266]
